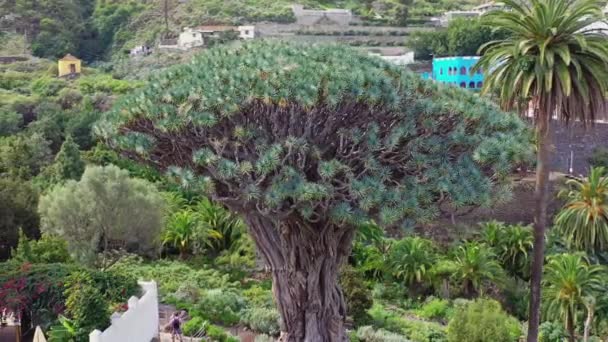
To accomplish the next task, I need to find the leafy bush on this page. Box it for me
[243,285,274,308]
[415,298,451,321]
[538,321,569,342]
[369,303,446,342]
[0,110,22,136]
[31,77,67,96]
[240,307,280,335]
[356,325,411,342]
[182,316,207,337]
[340,265,373,326]
[206,324,231,342]
[77,74,141,94]
[255,335,276,342]
[108,257,237,300]
[64,272,110,340]
[198,288,246,325]
[447,299,520,342]
[11,230,72,264]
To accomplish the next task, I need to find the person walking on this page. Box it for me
[170,311,183,342]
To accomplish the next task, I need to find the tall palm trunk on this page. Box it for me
[583,298,595,342]
[567,309,576,342]
[527,115,552,342]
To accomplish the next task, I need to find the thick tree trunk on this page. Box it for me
[245,214,354,342]
[527,116,552,342]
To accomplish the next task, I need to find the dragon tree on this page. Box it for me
[96,42,531,341]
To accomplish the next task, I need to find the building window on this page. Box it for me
[477,81,483,88]
[245,30,249,35]
[459,82,466,88]
[460,67,467,75]
[193,33,196,37]
[469,81,475,88]
[447,67,452,75]
[440,68,443,75]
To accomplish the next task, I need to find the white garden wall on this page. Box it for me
[89,281,159,342]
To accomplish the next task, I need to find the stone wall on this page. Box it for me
[550,121,608,175]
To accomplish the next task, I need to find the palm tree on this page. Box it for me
[542,253,605,342]
[555,167,608,252]
[451,242,505,297]
[161,209,222,259]
[387,236,437,293]
[481,221,534,279]
[475,0,608,339]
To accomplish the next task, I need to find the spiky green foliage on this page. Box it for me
[98,41,530,230]
[542,253,606,340]
[555,167,608,252]
[476,0,608,121]
[387,236,437,289]
[481,221,533,279]
[451,242,505,297]
[161,209,223,258]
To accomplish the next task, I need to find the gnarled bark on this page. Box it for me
[244,214,354,342]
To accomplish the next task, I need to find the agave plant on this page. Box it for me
[543,253,606,342]
[451,241,505,297]
[555,167,608,252]
[387,236,437,292]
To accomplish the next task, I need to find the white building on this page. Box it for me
[178,27,205,49]
[129,45,152,57]
[238,25,255,39]
[439,10,482,26]
[369,48,414,65]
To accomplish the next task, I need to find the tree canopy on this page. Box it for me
[97,41,531,340]
[97,42,530,229]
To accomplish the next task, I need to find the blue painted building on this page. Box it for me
[423,56,484,90]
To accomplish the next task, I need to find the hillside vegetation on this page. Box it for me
[0,0,484,62]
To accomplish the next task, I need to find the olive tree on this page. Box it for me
[96,42,531,341]
[38,164,165,263]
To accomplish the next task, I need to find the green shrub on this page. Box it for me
[340,265,373,326]
[198,288,246,325]
[538,321,568,342]
[255,334,276,342]
[240,307,280,335]
[447,299,520,342]
[369,303,446,342]
[11,231,72,264]
[356,326,411,342]
[64,272,110,340]
[206,324,229,342]
[182,316,207,337]
[31,77,67,96]
[242,285,274,308]
[589,147,608,168]
[415,298,451,321]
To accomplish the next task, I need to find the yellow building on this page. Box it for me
[57,54,81,77]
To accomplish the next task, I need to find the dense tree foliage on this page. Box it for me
[0,177,40,259]
[99,41,530,340]
[38,165,165,263]
[408,18,508,60]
